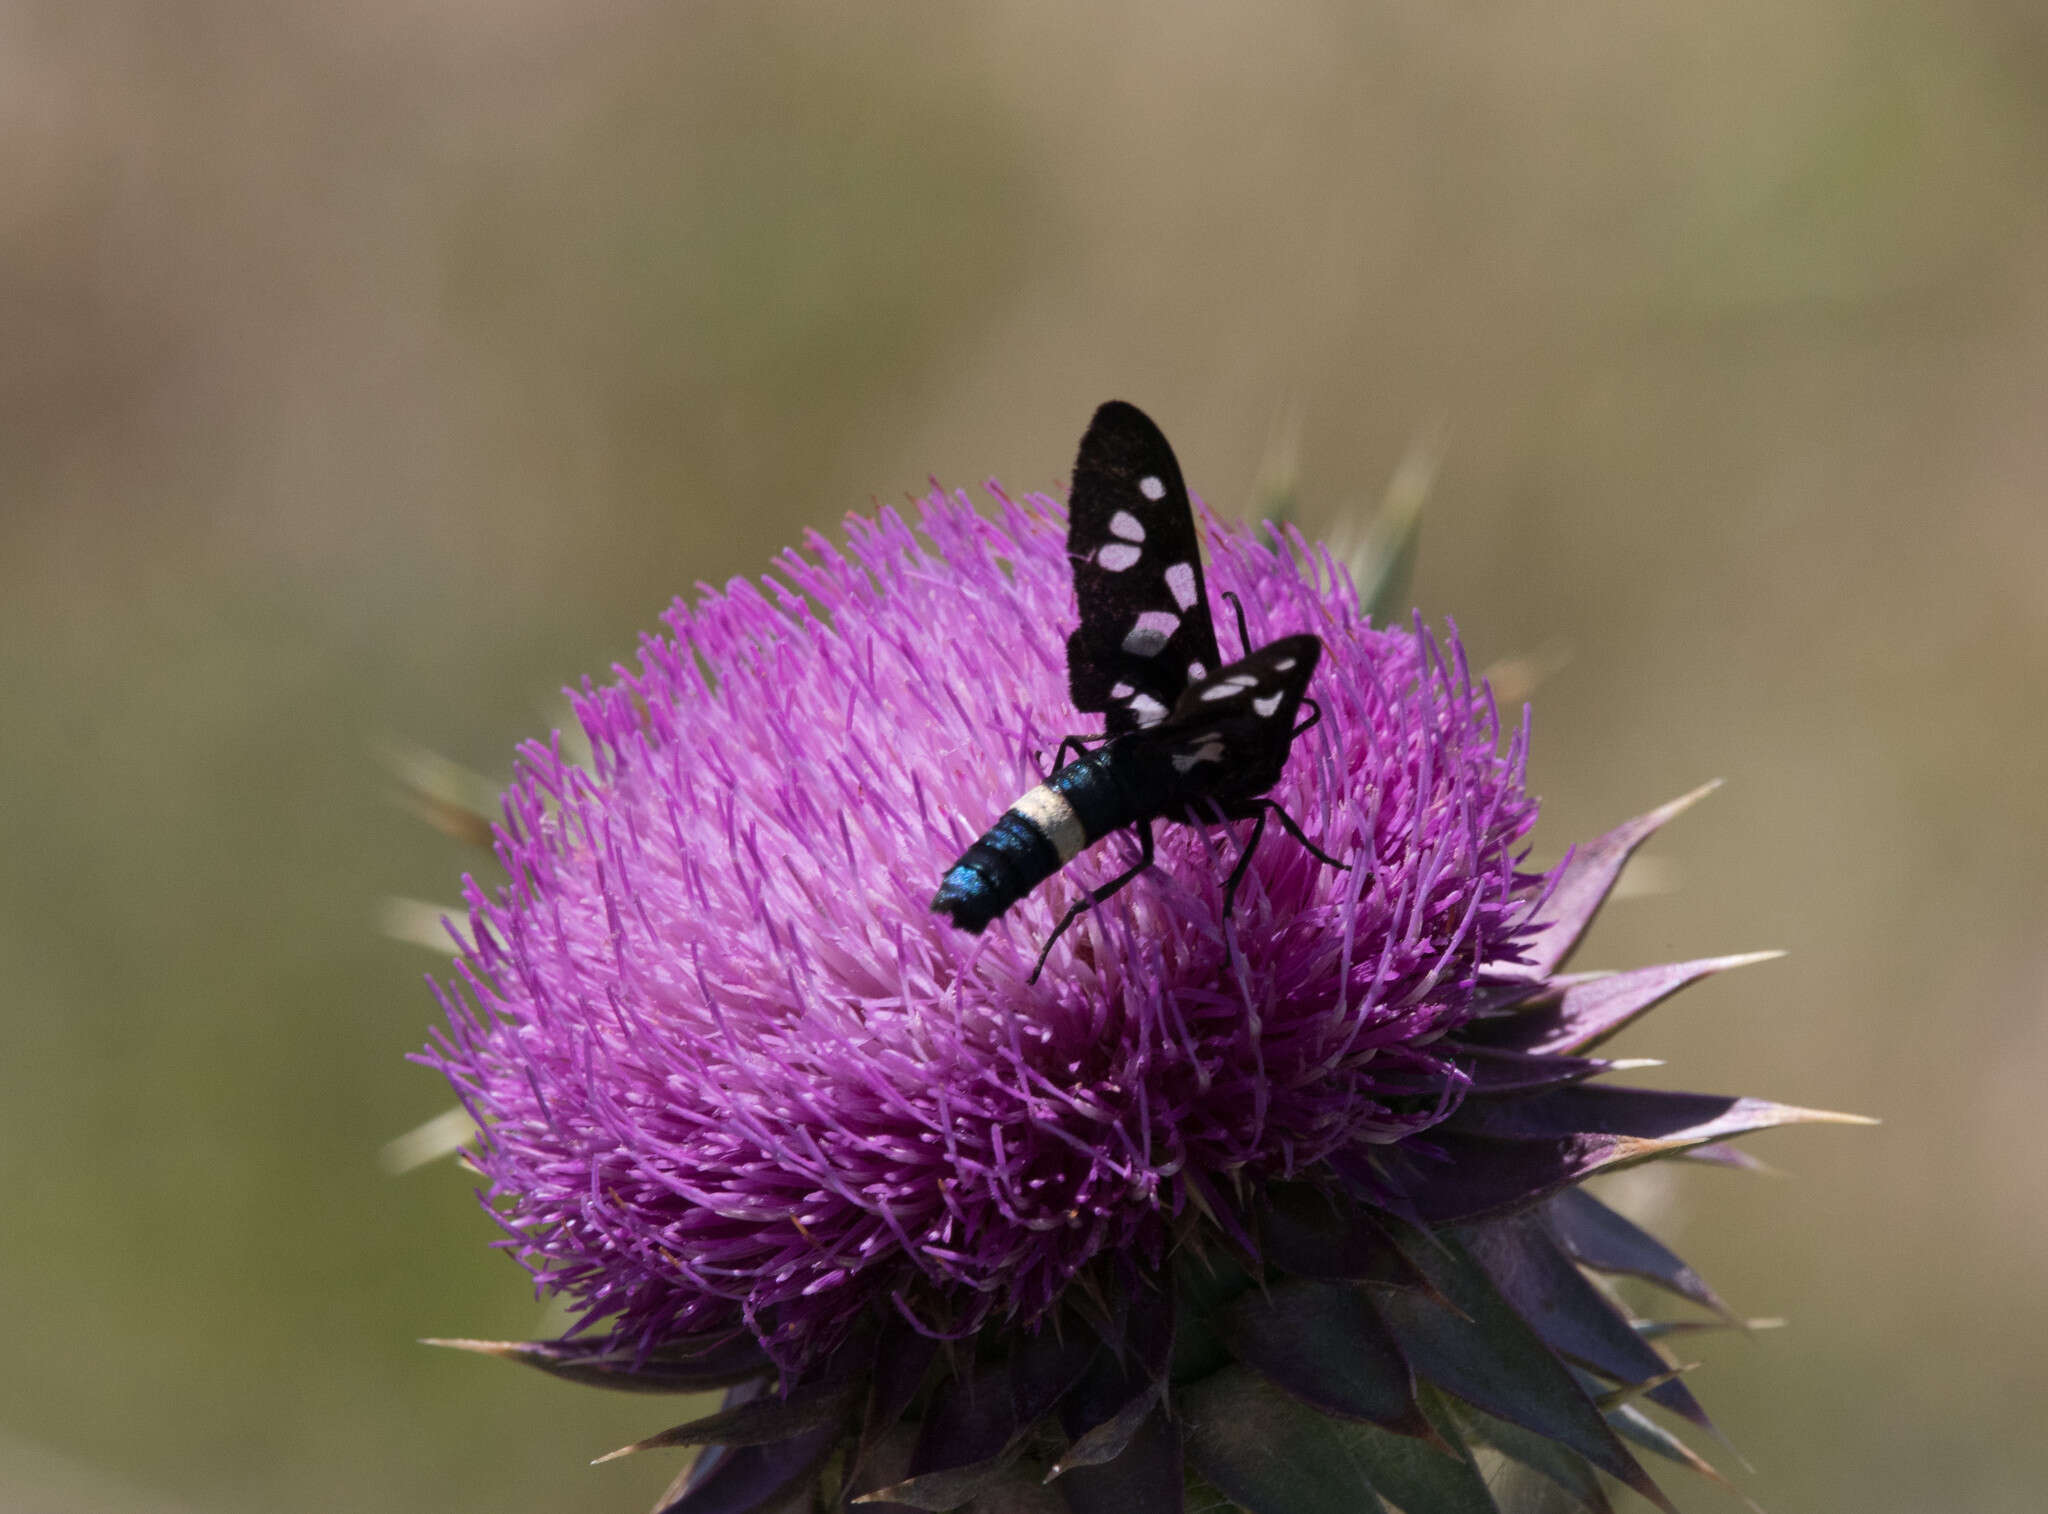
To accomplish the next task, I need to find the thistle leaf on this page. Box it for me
[1123,1281,1179,1379]
[594,1380,858,1460]
[1369,1222,1674,1513]
[1326,1397,1502,1514]
[1169,1311,1232,1388]
[1511,785,1722,980]
[1216,1279,1434,1440]
[1348,424,1439,624]
[1184,1364,1506,1514]
[1399,1086,1867,1221]
[650,1425,839,1514]
[1386,1133,1601,1222]
[1448,1084,1874,1147]
[378,739,501,847]
[1181,1364,1387,1514]
[380,1103,477,1173]
[423,1332,770,1393]
[377,898,475,956]
[904,1334,1099,1482]
[1458,1218,1714,1431]
[1173,1248,1257,1315]
[864,1315,943,1443]
[1051,1406,1182,1514]
[1051,1293,1174,1477]
[952,1462,1067,1514]
[1050,1377,1163,1476]
[861,1459,1022,1512]
[1634,1317,1784,1342]
[1171,1250,1256,1383]
[1460,952,1786,1057]
[843,1425,921,1514]
[1545,1188,1737,1322]
[1453,1046,1647,1095]
[1257,1186,1435,1291]
[1673,1142,1783,1174]
[1603,1401,1763,1512]
[1451,1402,1613,1514]
[1588,1366,1699,1411]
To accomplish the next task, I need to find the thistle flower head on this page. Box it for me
[421,426,1864,1514]
[427,490,1539,1367]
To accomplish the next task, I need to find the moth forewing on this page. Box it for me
[1066,401,1223,736]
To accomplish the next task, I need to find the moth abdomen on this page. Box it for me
[931,749,1142,933]
[931,809,1060,933]
[1042,744,1146,838]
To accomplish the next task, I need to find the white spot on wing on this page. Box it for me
[1253,693,1284,717]
[1097,543,1142,572]
[1110,681,1135,698]
[1128,693,1169,725]
[1172,739,1227,772]
[1164,562,1198,611]
[1199,674,1258,702]
[1122,611,1180,657]
[1138,475,1167,501]
[1274,658,1296,672]
[1187,660,1206,681]
[1109,511,1145,542]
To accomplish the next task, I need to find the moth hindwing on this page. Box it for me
[1151,634,1325,803]
[1065,400,1223,736]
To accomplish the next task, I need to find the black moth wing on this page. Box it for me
[1066,401,1224,737]
[1147,633,1324,805]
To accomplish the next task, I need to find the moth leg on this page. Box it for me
[1221,591,1253,660]
[1220,806,1268,920]
[1030,821,1156,983]
[1292,697,1324,739]
[1259,797,1349,872]
[1050,731,1111,772]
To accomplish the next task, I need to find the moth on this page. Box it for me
[932,400,1343,976]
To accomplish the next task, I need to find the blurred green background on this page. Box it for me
[4,4,2045,1510]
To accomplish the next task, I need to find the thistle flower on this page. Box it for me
[420,459,1863,1514]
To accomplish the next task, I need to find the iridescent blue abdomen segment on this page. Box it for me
[931,809,1063,933]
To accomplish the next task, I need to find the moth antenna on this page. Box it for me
[1221,591,1253,660]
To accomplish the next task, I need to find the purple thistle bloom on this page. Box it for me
[420,404,1866,1514]
[426,489,1540,1369]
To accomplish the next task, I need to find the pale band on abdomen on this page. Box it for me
[1011,784,1088,864]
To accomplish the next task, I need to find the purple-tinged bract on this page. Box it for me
[424,488,1542,1370]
